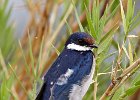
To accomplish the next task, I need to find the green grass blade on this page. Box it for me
[97,25,118,54]
[8,64,30,98]
[119,0,127,34]
[19,41,30,76]
[65,20,72,34]
[72,0,84,32]
[28,32,36,77]
[85,4,97,39]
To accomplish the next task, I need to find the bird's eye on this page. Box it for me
[77,39,86,46]
[78,39,83,43]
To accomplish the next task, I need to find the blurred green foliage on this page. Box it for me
[0,0,16,100]
[0,0,15,60]
[0,0,140,100]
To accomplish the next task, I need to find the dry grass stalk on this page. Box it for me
[100,58,140,100]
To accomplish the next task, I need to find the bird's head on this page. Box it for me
[65,32,98,51]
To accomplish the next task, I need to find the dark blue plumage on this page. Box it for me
[36,32,97,100]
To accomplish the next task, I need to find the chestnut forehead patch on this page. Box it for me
[83,37,95,45]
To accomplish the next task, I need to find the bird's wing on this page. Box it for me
[36,50,93,100]
[51,52,93,100]
[35,53,64,100]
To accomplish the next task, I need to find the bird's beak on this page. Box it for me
[89,44,98,48]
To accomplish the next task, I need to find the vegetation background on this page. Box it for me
[0,0,140,100]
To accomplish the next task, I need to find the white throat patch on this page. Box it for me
[67,43,92,51]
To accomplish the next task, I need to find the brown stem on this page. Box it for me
[93,77,98,100]
[100,58,140,100]
[118,58,140,79]
[100,0,110,18]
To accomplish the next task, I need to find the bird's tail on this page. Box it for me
[35,83,46,100]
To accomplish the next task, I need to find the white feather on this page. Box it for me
[69,57,96,100]
[56,69,74,85]
[67,43,92,51]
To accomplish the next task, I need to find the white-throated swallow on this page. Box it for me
[36,32,98,100]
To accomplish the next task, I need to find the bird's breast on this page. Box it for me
[69,57,95,100]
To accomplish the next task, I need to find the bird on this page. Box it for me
[36,32,98,100]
